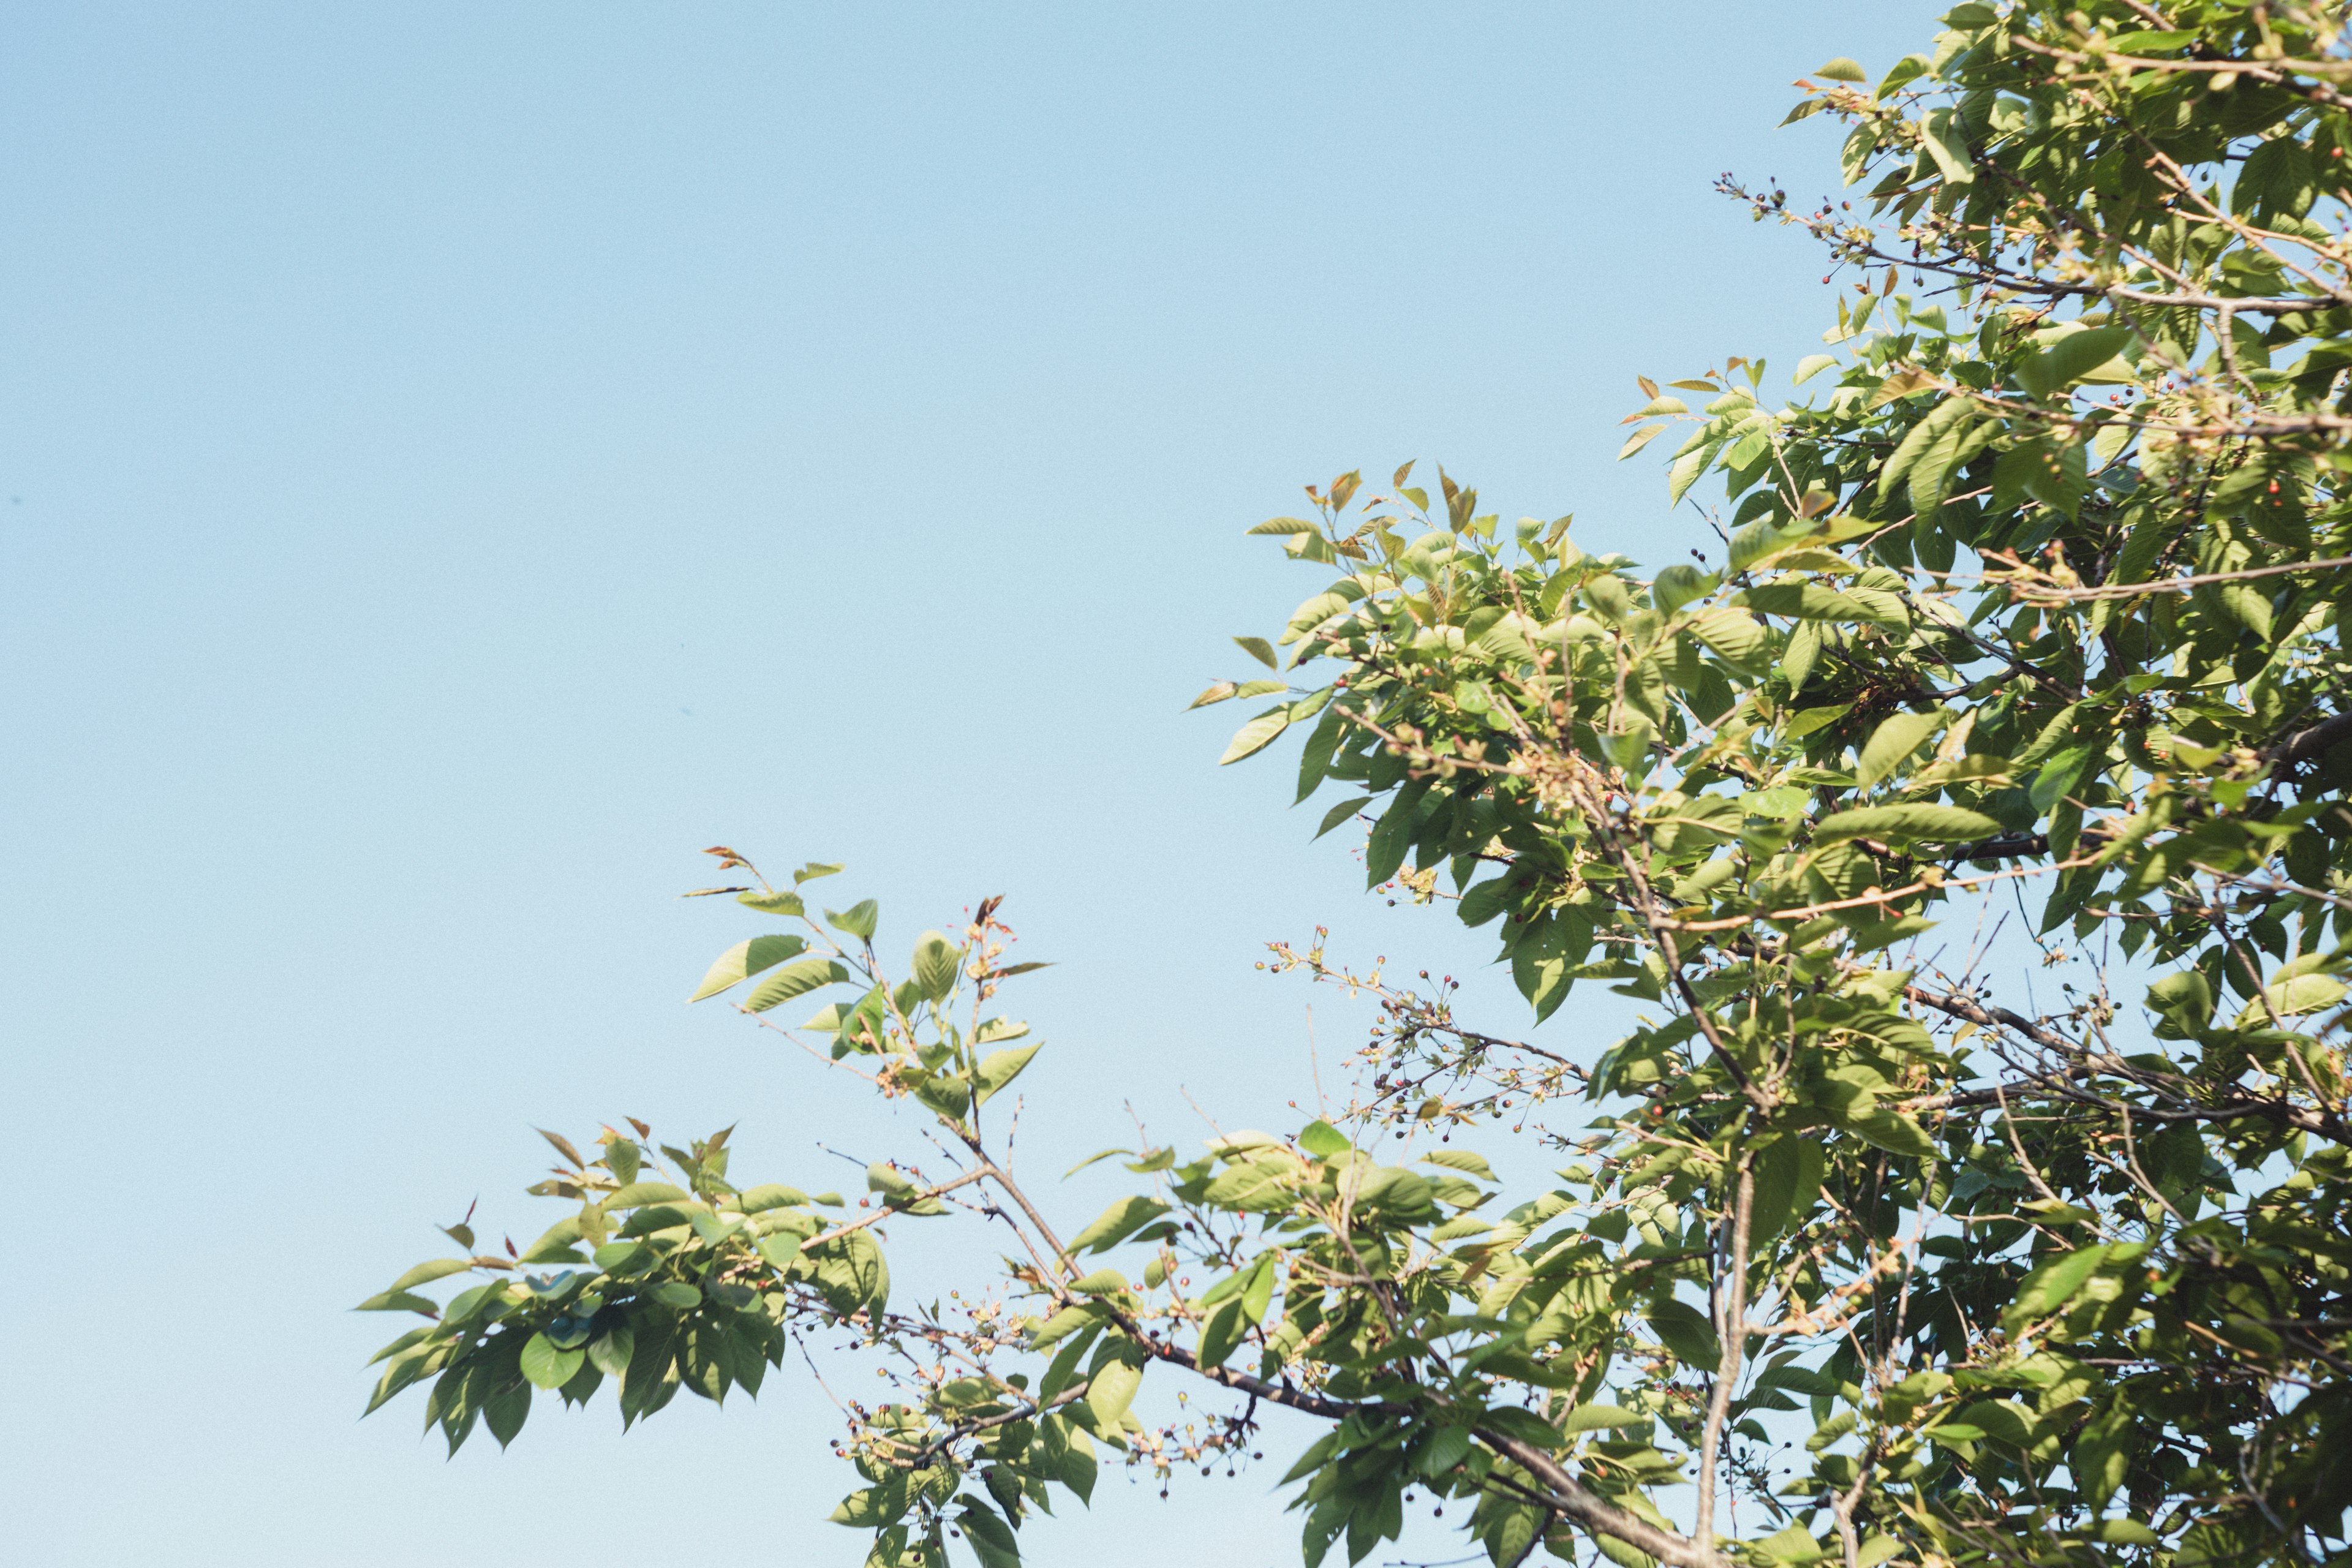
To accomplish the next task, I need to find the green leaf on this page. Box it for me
[2003,1244,2116,1329]
[1875,52,1931,96]
[1646,1298,1721,1369]
[1293,704,1349,804]
[1197,1298,1246,1370]
[1651,564,1718,616]
[1234,635,1277,669]
[975,1042,1041,1106]
[1415,1426,1474,1476]
[366,1326,437,1367]
[1297,1121,1349,1158]
[1852,1109,1936,1161]
[1749,1136,1826,1239]
[518,1217,584,1265]
[1044,1417,1097,1502]
[1792,354,1838,385]
[958,1503,1021,1568]
[1559,1403,1645,1434]
[1458,876,1520,928]
[1028,1304,1103,1348]
[1188,680,1238,709]
[1947,1399,2032,1446]
[1756,1523,1826,1562]
[1866,367,1936,408]
[1062,1147,1136,1178]
[1812,804,2001,844]
[1067,1196,1172,1255]
[1855,1537,1901,1568]
[1909,413,1991,521]
[1489,1501,1544,1566]
[1740,582,1897,625]
[689,933,810,1002]
[1422,1148,1494,1180]
[520,1332,585,1390]
[605,1182,690,1208]
[1086,1352,1143,1425]
[1814,57,1866,82]
[1784,702,1850,741]
[737,889,804,916]
[2275,971,2351,1017]
[825,900,879,940]
[1366,784,1430,886]
[831,1229,890,1313]
[1807,1411,1858,1453]
[1314,795,1371,840]
[2019,326,2135,399]
[1918,107,1974,184]
[1618,424,1668,461]
[592,1240,652,1274]
[386,1258,473,1294]
[913,1075,970,1121]
[2214,579,2275,639]
[911,932,961,1003]
[2241,136,2317,221]
[1280,584,1366,644]
[831,1484,910,1528]
[1220,705,1291,765]
[1687,606,1770,668]
[483,1379,530,1448]
[1855,709,1947,791]
[2147,970,2216,1036]
[353,1289,442,1315]
[742,957,851,1013]
[2242,960,2350,1023]
[588,1326,636,1379]
[2010,436,2089,519]
[1880,398,1970,501]
[1239,1254,1276,1325]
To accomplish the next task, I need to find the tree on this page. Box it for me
[360,6,2352,1567]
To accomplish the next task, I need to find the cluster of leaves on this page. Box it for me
[366,6,2352,1568]
[360,1120,834,1451]
[356,859,1034,1457]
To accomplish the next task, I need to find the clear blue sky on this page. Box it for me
[2,4,1942,1562]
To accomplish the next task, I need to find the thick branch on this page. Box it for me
[1090,1282,1732,1568]
[1941,834,2048,864]
[2269,710,2352,767]
[1478,1428,1731,1568]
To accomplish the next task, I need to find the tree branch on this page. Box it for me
[1697,1158,1754,1548]
[1477,1428,1731,1568]
[2269,710,2352,767]
[1899,984,2352,1145]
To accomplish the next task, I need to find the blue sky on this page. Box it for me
[2,4,1945,1562]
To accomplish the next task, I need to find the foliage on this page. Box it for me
[361,6,2352,1568]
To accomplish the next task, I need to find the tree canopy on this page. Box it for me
[360,6,2352,1567]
